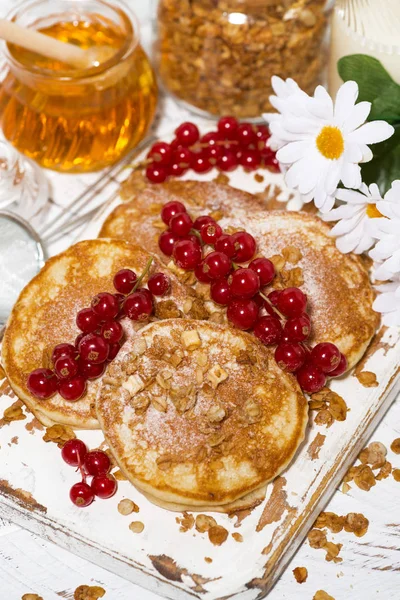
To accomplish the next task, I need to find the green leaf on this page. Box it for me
[369,82,400,122]
[361,124,400,193]
[337,55,396,103]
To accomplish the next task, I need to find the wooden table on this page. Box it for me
[0,2,399,598]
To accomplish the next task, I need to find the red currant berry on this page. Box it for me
[91,292,119,320]
[78,333,109,364]
[215,234,236,258]
[329,353,348,377]
[137,287,153,304]
[84,450,111,476]
[194,261,212,283]
[172,146,192,167]
[191,154,212,173]
[161,200,187,226]
[268,290,281,306]
[283,315,311,343]
[78,360,106,380]
[227,299,259,330]
[59,375,86,401]
[276,287,307,318]
[275,342,306,372]
[236,123,256,146]
[76,308,100,334]
[61,439,87,467]
[254,316,282,346]
[267,156,280,172]
[100,320,123,343]
[52,343,76,364]
[169,162,186,177]
[27,368,58,399]
[169,212,193,237]
[239,149,261,171]
[231,231,257,263]
[108,342,121,360]
[218,116,239,140]
[158,230,179,256]
[202,251,231,280]
[173,239,202,270]
[311,343,341,374]
[204,144,222,164]
[70,481,94,508]
[255,124,270,142]
[216,149,237,172]
[175,122,200,147]
[200,222,222,245]
[230,268,260,299]
[201,131,222,146]
[148,272,170,296]
[113,269,137,295]
[148,141,172,167]
[210,279,232,305]
[146,163,168,184]
[124,291,153,321]
[296,363,326,393]
[91,474,117,499]
[193,215,215,230]
[54,356,79,380]
[249,257,275,286]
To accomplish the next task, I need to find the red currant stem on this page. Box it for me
[259,291,285,319]
[232,263,240,271]
[191,140,239,151]
[190,229,203,243]
[132,258,154,292]
[76,456,87,483]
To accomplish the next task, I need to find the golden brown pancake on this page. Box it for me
[2,239,192,429]
[96,319,308,508]
[99,180,378,370]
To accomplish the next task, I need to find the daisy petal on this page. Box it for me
[348,121,394,144]
[276,141,311,163]
[342,101,371,133]
[334,81,358,125]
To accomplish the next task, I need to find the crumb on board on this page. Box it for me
[208,525,229,546]
[355,371,379,387]
[74,585,106,600]
[232,532,243,543]
[344,441,392,491]
[390,438,400,454]
[22,595,43,600]
[42,424,75,448]
[313,591,335,600]
[176,512,195,532]
[118,499,139,516]
[204,557,213,563]
[393,469,400,482]
[293,566,308,583]
[2,400,26,424]
[129,521,145,534]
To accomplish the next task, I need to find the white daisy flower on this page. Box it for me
[368,180,400,279]
[263,78,394,213]
[323,183,383,254]
[373,276,400,327]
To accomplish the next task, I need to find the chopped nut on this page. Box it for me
[183,298,193,314]
[375,460,392,480]
[204,557,213,564]
[151,395,168,412]
[208,525,229,546]
[326,392,347,422]
[22,595,43,600]
[118,499,139,516]
[390,438,400,454]
[155,300,181,319]
[281,246,303,264]
[393,469,400,482]
[170,384,197,413]
[344,513,369,537]
[181,330,201,350]
[195,514,217,533]
[196,446,208,462]
[269,254,286,272]
[131,392,150,412]
[279,267,304,288]
[196,367,204,385]
[308,529,327,549]
[313,591,335,600]
[156,454,174,471]
[324,541,343,563]
[314,512,345,534]
[207,364,228,388]
[43,424,76,448]
[314,409,334,428]
[169,349,184,367]
[188,298,210,320]
[356,371,379,387]
[208,431,226,447]
[341,482,351,494]
[195,352,208,367]
[232,532,243,543]
[73,586,105,600]
[207,404,226,423]
[293,566,308,583]
[236,349,257,365]
[122,374,145,396]
[3,400,26,423]
[129,521,144,534]
[209,210,223,221]
[156,373,171,390]
[177,512,195,532]
[243,399,262,424]
[354,465,376,491]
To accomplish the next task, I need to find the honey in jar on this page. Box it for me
[0,0,158,173]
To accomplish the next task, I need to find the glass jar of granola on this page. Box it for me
[155,0,330,120]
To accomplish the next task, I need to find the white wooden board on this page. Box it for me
[0,159,399,600]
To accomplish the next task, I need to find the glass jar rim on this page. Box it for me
[2,0,140,81]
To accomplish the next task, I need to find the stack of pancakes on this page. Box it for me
[2,178,378,513]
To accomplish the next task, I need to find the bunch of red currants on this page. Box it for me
[62,439,117,508]
[27,263,170,402]
[145,117,279,184]
[158,200,347,394]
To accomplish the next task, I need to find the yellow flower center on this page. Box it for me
[366,203,383,218]
[316,126,345,160]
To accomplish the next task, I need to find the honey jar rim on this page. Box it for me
[2,0,140,82]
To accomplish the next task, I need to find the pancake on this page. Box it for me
[99,180,260,260]
[100,180,378,370]
[218,210,379,370]
[2,239,192,429]
[96,319,308,508]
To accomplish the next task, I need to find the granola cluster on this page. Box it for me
[156,0,329,118]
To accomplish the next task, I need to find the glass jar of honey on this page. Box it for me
[0,0,158,173]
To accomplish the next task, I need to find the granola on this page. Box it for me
[157,0,328,118]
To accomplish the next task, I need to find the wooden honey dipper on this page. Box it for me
[0,18,116,68]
